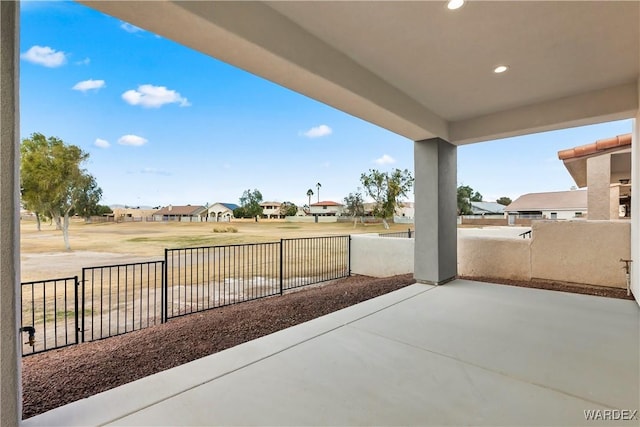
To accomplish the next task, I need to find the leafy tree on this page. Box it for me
[20,134,52,231]
[360,168,414,229]
[496,196,512,206]
[343,190,365,227]
[316,182,321,203]
[71,174,103,220]
[239,189,263,220]
[306,189,314,206]
[233,206,246,218]
[279,201,298,217]
[20,133,102,250]
[95,205,113,216]
[457,185,483,215]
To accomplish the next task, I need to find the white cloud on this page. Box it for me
[94,138,110,148]
[320,161,331,168]
[20,45,67,67]
[121,22,144,33]
[374,154,396,165]
[302,124,332,138]
[72,79,106,92]
[118,134,148,146]
[75,58,90,66]
[122,84,190,108]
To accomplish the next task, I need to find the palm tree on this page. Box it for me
[316,182,321,203]
[306,189,314,206]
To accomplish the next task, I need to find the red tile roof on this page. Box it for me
[310,201,343,206]
[558,133,631,160]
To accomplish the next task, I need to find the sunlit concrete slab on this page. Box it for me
[23,281,639,427]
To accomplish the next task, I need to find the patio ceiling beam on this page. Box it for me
[78,0,448,143]
[449,82,639,145]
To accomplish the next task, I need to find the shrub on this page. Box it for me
[212,226,238,233]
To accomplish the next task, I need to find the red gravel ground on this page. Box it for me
[21,274,632,419]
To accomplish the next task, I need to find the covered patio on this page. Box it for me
[1,1,639,425]
[23,279,639,426]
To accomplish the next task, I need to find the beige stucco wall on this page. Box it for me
[350,235,414,277]
[458,236,531,280]
[587,154,612,220]
[609,185,620,220]
[531,221,630,288]
[351,221,630,289]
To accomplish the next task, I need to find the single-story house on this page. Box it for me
[470,201,505,216]
[309,201,344,216]
[111,206,157,221]
[504,190,587,222]
[152,205,205,222]
[558,134,632,220]
[203,203,239,222]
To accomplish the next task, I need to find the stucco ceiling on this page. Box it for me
[80,1,640,145]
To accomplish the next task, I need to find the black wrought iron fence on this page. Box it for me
[81,261,164,342]
[164,242,281,319]
[20,277,79,356]
[281,236,350,290]
[379,228,414,238]
[21,236,351,354]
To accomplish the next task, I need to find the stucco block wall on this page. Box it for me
[349,221,630,289]
[458,237,531,280]
[460,218,508,226]
[350,235,414,277]
[531,221,630,288]
[587,155,612,220]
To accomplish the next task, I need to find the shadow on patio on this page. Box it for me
[23,279,639,426]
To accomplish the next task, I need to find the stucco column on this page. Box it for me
[414,138,457,284]
[631,80,639,305]
[587,154,612,220]
[0,1,21,425]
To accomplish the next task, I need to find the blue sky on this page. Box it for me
[20,1,633,208]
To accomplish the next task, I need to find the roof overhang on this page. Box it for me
[559,134,633,187]
[79,1,640,145]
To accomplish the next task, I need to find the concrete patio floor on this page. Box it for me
[23,280,639,426]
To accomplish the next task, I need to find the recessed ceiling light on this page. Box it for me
[494,65,509,74]
[447,0,464,10]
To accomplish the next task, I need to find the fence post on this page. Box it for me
[74,275,80,345]
[279,240,284,295]
[80,270,85,343]
[162,249,168,323]
[348,235,352,276]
